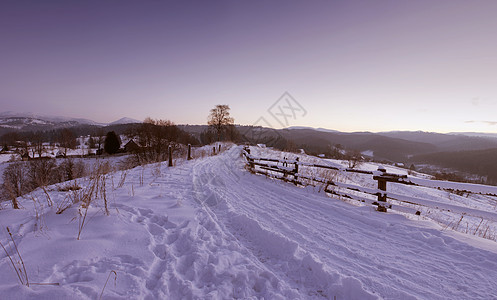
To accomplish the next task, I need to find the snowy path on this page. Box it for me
[1,146,497,299]
[191,147,497,299]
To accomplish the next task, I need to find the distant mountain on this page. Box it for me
[0,112,145,136]
[109,117,142,125]
[448,132,497,139]
[0,111,103,126]
[207,126,497,163]
[286,126,340,133]
[276,128,436,162]
[410,148,497,185]
[0,114,92,137]
[377,131,497,152]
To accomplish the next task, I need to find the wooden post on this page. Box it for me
[168,145,173,167]
[293,157,299,185]
[376,166,387,202]
[212,146,216,155]
[376,166,387,212]
[218,144,221,153]
[378,178,387,202]
[187,144,192,160]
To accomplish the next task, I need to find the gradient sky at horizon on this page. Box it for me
[1,0,497,133]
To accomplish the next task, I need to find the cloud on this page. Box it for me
[470,97,480,106]
[465,120,497,126]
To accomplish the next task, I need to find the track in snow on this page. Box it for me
[191,146,497,300]
[2,146,497,299]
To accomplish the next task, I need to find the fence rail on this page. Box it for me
[242,146,497,222]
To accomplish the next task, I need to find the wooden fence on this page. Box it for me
[242,146,497,222]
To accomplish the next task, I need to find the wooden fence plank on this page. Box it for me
[241,147,497,218]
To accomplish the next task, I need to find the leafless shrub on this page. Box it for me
[151,162,162,179]
[77,175,102,240]
[100,175,109,216]
[0,226,59,286]
[118,156,140,171]
[2,162,29,209]
[57,182,82,192]
[56,184,82,214]
[55,161,110,217]
[28,195,48,234]
[99,270,117,300]
[195,148,210,158]
[58,158,87,182]
[129,118,182,164]
[40,186,53,207]
[74,160,115,238]
[1,158,88,209]
[27,159,57,190]
[0,227,29,286]
[117,170,128,188]
[344,150,364,169]
[92,161,112,176]
[139,167,144,186]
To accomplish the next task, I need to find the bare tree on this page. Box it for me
[33,136,45,158]
[345,150,364,169]
[88,136,96,149]
[94,128,105,152]
[133,118,179,163]
[28,159,57,189]
[58,128,76,157]
[17,139,30,159]
[2,162,29,209]
[208,105,234,141]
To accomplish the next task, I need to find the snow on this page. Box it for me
[1,146,497,299]
[0,124,22,129]
[361,150,374,157]
[249,146,497,239]
[0,111,104,126]
[404,176,497,195]
[108,117,142,125]
[0,154,13,163]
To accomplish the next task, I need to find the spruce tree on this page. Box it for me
[104,131,120,154]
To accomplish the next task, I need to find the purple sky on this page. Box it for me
[1,0,497,132]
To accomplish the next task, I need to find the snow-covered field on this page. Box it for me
[248,147,497,241]
[1,146,497,299]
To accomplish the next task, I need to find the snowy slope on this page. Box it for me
[0,112,103,126]
[1,146,497,299]
[108,117,142,125]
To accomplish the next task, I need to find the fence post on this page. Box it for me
[376,166,387,212]
[218,144,221,153]
[293,157,299,185]
[212,146,216,155]
[168,145,173,167]
[244,146,255,171]
[378,178,387,201]
[249,155,254,171]
[187,144,192,160]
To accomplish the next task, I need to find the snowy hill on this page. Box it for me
[0,111,103,127]
[108,117,142,125]
[0,112,104,135]
[286,126,341,133]
[449,132,497,139]
[1,146,497,299]
[0,112,143,131]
